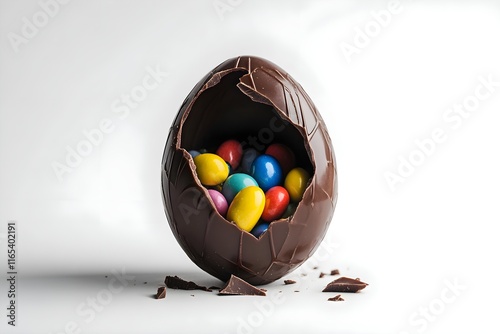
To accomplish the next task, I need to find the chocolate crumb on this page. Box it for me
[284,280,296,285]
[164,275,212,292]
[319,272,327,278]
[143,282,147,284]
[155,286,166,299]
[313,266,319,270]
[323,277,368,293]
[104,275,108,278]
[328,294,344,302]
[219,275,266,296]
[294,290,300,293]
[330,269,340,276]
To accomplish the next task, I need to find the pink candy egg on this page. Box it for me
[207,189,228,216]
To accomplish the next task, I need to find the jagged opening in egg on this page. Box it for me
[179,70,314,233]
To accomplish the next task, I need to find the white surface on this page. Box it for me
[1,0,500,333]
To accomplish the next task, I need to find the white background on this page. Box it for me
[1,0,500,333]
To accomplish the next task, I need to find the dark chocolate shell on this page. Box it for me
[161,56,337,285]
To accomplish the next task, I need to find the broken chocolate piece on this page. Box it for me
[328,294,344,302]
[322,277,368,293]
[164,275,212,292]
[284,279,296,285]
[219,275,266,296]
[330,269,340,276]
[155,286,166,299]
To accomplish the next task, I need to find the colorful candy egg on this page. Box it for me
[222,173,258,203]
[281,203,297,219]
[216,139,243,170]
[262,186,290,222]
[284,167,310,202]
[227,186,265,232]
[250,155,282,192]
[265,143,296,175]
[188,150,200,158]
[193,153,229,186]
[241,148,259,174]
[251,223,269,238]
[207,189,228,216]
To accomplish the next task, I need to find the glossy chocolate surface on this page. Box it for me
[161,56,337,285]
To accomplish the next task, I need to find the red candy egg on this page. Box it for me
[265,143,296,175]
[216,139,243,170]
[262,186,290,222]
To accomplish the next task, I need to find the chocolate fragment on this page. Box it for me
[319,272,327,278]
[161,56,337,285]
[284,279,296,285]
[155,286,166,299]
[328,294,344,302]
[219,275,266,296]
[164,275,212,292]
[322,277,368,293]
[330,269,340,276]
[313,266,319,270]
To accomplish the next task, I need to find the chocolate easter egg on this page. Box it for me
[161,56,337,285]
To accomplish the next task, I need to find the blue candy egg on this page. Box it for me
[188,150,200,158]
[251,222,269,238]
[222,173,258,203]
[250,155,282,192]
[241,148,259,173]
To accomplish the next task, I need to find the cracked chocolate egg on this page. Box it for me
[161,56,337,285]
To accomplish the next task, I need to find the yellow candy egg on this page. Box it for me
[284,167,310,202]
[227,186,265,232]
[193,153,229,186]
